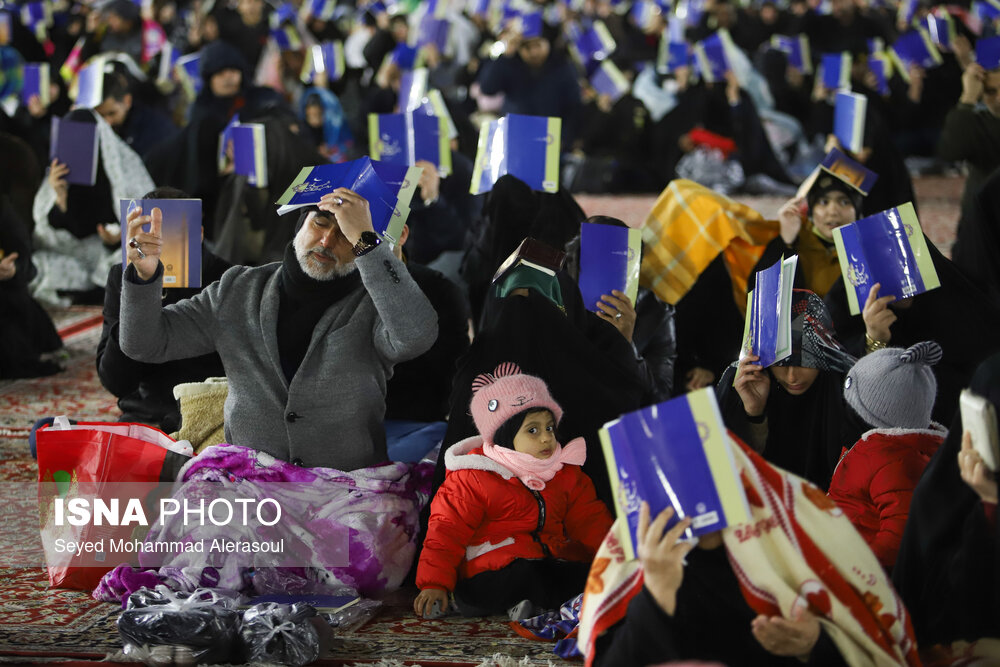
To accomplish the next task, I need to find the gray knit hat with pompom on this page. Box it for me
[843,341,942,430]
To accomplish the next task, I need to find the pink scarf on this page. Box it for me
[482,438,587,490]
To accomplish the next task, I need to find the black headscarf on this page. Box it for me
[459,175,587,328]
[951,166,1000,305]
[718,290,865,489]
[893,353,1000,645]
[825,236,1000,427]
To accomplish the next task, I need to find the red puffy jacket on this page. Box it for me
[417,436,614,592]
[827,425,946,570]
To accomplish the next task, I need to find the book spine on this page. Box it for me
[593,20,616,55]
[469,119,493,195]
[852,94,866,154]
[689,389,749,528]
[405,112,417,167]
[897,202,940,292]
[832,225,863,316]
[39,63,50,106]
[839,53,852,89]
[368,114,381,160]
[800,35,812,74]
[252,125,268,188]
[300,45,318,84]
[598,425,639,561]
[625,228,642,305]
[543,117,561,193]
[275,166,312,205]
[333,41,345,81]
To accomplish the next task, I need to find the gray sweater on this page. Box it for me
[120,243,438,471]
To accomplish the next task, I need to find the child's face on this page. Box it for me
[305,103,323,128]
[512,411,557,459]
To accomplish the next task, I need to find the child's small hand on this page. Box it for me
[414,587,449,619]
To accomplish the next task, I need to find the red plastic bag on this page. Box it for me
[36,418,192,590]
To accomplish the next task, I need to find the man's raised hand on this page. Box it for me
[126,204,163,281]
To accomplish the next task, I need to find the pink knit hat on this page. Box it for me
[469,363,563,445]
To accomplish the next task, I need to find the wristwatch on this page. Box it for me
[352,231,381,257]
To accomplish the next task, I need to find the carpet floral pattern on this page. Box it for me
[0,180,962,663]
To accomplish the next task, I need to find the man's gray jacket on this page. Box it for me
[120,243,438,471]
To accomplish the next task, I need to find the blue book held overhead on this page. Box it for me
[156,45,180,86]
[175,53,202,100]
[589,60,630,104]
[398,68,429,112]
[369,111,452,176]
[820,52,851,90]
[694,30,735,83]
[770,34,812,74]
[976,35,1000,70]
[389,43,418,69]
[414,13,449,52]
[567,20,616,69]
[922,13,954,49]
[369,161,423,244]
[270,23,302,51]
[119,198,202,288]
[630,0,666,31]
[20,1,49,42]
[305,0,338,21]
[301,41,345,84]
[891,29,943,75]
[22,63,49,106]
[796,147,879,200]
[600,388,751,561]
[676,0,706,27]
[50,116,98,186]
[657,39,692,73]
[275,158,408,241]
[869,53,892,96]
[833,202,941,315]
[416,89,458,140]
[578,221,642,314]
[74,58,105,109]
[741,255,798,368]
[897,0,920,28]
[230,124,268,189]
[470,113,561,195]
[974,0,1000,24]
[834,90,867,154]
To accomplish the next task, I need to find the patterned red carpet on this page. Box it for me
[0,180,962,664]
[0,311,570,665]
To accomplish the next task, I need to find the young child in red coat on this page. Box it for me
[414,363,614,620]
[827,341,947,571]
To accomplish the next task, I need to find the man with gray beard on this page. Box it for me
[118,188,438,471]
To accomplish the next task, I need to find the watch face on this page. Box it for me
[361,231,380,245]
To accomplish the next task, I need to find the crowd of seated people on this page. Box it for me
[3,0,999,662]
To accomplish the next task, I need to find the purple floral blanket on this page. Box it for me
[94,444,433,603]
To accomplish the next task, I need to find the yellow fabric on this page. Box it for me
[171,378,228,455]
[639,179,779,316]
[798,220,842,298]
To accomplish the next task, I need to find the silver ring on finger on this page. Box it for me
[334,196,344,206]
[128,237,145,260]
[615,311,623,320]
